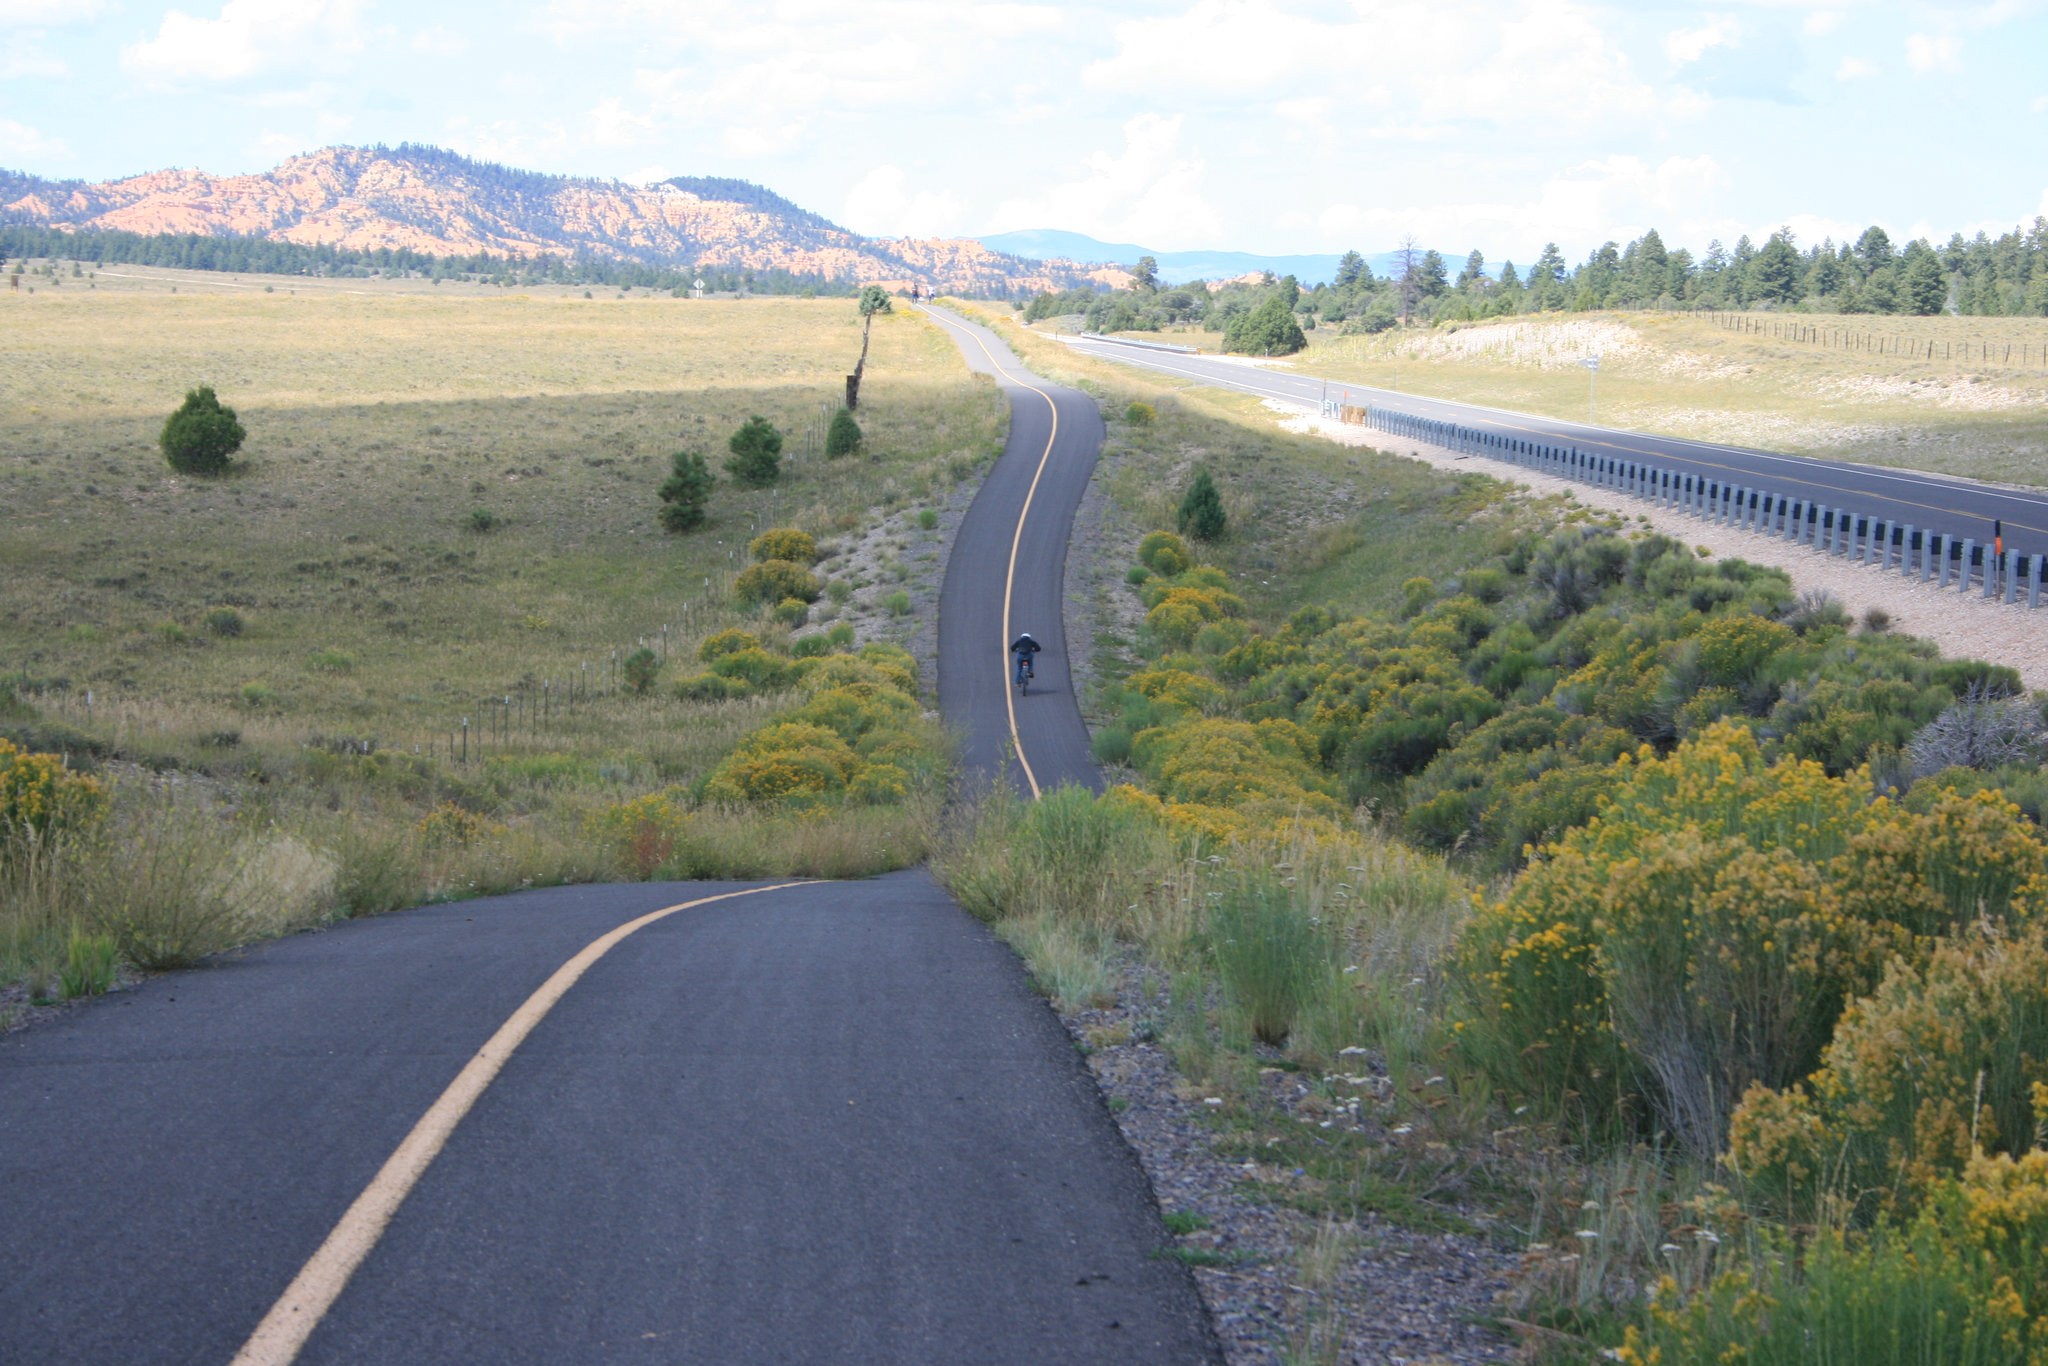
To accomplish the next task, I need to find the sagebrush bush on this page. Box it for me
[204,606,245,637]
[1137,530,1191,577]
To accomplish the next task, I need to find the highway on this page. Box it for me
[1064,334,2048,563]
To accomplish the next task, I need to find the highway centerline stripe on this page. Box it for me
[923,306,1058,800]
[228,880,811,1366]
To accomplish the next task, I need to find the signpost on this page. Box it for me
[1580,354,1600,422]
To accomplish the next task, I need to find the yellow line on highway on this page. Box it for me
[925,307,1058,800]
[228,880,811,1366]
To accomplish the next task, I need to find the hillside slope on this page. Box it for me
[0,144,1127,295]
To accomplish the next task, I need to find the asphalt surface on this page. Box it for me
[926,306,1106,796]
[0,874,1218,1363]
[1067,334,2048,560]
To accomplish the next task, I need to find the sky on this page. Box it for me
[2,0,2045,266]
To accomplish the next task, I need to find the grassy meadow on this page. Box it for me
[1289,310,2048,487]
[1,271,1004,998]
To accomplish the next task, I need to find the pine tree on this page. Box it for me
[724,416,783,486]
[1903,250,1948,315]
[1178,469,1226,541]
[825,408,862,459]
[1335,250,1365,287]
[658,451,714,532]
[159,385,245,475]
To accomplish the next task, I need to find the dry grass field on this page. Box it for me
[1291,311,2048,487]
[2,268,1001,753]
[0,268,1003,994]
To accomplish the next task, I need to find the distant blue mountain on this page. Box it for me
[974,229,1419,287]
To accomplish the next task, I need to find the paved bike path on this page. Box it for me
[0,875,1216,1363]
[925,305,1105,796]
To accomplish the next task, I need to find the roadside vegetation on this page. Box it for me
[939,300,2048,1363]
[0,282,999,1012]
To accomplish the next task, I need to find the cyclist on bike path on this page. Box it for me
[1010,632,1041,687]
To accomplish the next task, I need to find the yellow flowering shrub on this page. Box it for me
[585,791,692,879]
[0,737,108,849]
[699,628,760,661]
[748,527,817,564]
[1455,721,2048,1155]
[1728,924,2048,1222]
[415,802,499,848]
[732,558,820,606]
[700,643,937,807]
[1618,1148,2048,1366]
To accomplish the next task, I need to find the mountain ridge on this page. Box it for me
[0,144,1129,296]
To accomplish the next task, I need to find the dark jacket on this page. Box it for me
[1010,635,1041,657]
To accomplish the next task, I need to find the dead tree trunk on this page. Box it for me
[846,311,874,410]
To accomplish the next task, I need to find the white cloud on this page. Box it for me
[0,0,105,25]
[1802,11,1841,36]
[2031,93,2048,112]
[989,114,1223,250]
[1084,0,1668,131]
[1836,55,1880,79]
[1312,154,1739,261]
[410,25,465,55]
[843,164,967,238]
[0,115,65,158]
[1905,32,1963,73]
[1,33,65,76]
[121,0,365,85]
[1666,17,1740,64]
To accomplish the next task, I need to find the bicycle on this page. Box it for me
[1013,655,1033,696]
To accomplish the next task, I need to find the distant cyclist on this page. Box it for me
[1010,632,1041,690]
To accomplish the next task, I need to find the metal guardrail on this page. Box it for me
[1358,403,2047,609]
[1077,332,1202,354]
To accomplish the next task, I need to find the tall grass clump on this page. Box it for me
[1207,867,1330,1046]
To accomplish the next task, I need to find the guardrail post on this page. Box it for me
[1959,539,1975,592]
[1880,520,1895,570]
[1987,548,2002,599]
[1860,517,1875,565]
[1937,534,1950,586]
[2005,554,2020,603]
[2033,555,2043,609]
[1790,499,1804,541]
[1902,525,1915,576]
